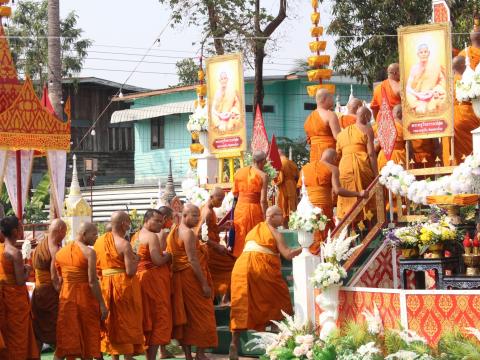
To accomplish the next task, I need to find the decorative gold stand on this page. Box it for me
[463,254,480,276]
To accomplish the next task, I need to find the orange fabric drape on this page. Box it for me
[274,156,300,220]
[339,114,357,129]
[460,46,480,70]
[304,110,336,161]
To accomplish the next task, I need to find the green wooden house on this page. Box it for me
[111,74,370,184]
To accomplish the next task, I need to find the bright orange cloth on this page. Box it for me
[411,138,435,167]
[0,243,39,360]
[304,110,336,161]
[274,155,299,219]
[197,207,235,297]
[336,125,375,219]
[166,226,218,348]
[131,232,172,346]
[373,122,406,170]
[55,243,101,359]
[339,114,357,129]
[426,194,479,206]
[94,232,144,356]
[230,222,292,331]
[299,161,335,253]
[460,46,480,70]
[31,238,58,345]
[370,79,401,121]
[233,166,264,257]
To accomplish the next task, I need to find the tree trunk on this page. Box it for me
[206,2,225,55]
[48,0,63,119]
[253,42,265,119]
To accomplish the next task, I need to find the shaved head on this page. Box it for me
[49,218,66,233]
[356,106,372,125]
[453,56,466,76]
[315,89,333,109]
[347,97,363,115]
[210,187,225,207]
[182,203,200,228]
[183,203,199,216]
[252,150,266,164]
[111,211,130,233]
[266,205,283,228]
[321,148,337,164]
[266,205,282,217]
[49,218,67,244]
[392,104,402,121]
[211,187,224,197]
[77,222,97,236]
[387,63,400,82]
[76,222,98,246]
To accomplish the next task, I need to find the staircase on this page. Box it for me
[212,230,298,356]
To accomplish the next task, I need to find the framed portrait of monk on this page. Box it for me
[206,53,247,155]
[398,22,454,140]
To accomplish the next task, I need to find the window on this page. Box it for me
[245,105,275,113]
[151,117,165,149]
[304,103,316,111]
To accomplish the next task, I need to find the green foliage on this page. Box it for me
[24,174,50,223]
[437,329,480,360]
[312,344,336,360]
[384,329,406,354]
[114,178,129,185]
[334,321,376,353]
[7,0,92,86]
[276,137,309,169]
[175,58,200,86]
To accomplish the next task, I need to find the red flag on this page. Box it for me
[250,104,269,154]
[377,87,398,161]
[268,135,282,171]
[41,85,57,116]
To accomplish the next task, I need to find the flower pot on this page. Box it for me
[425,243,444,259]
[316,284,341,341]
[297,230,314,255]
[473,98,480,118]
[401,248,419,259]
[198,131,210,155]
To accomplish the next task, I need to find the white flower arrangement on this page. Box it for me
[321,227,361,263]
[385,350,434,360]
[186,103,208,133]
[311,261,347,289]
[455,51,480,102]
[21,240,32,260]
[362,304,384,336]
[379,155,480,205]
[391,329,427,345]
[201,223,209,243]
[181,178,209,208]
[288,206,328,232]
[213,191,234,219]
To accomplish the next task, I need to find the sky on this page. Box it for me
[53,0,337,90]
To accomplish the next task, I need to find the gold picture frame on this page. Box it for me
[206,53,247,155]
[398,22,453,140]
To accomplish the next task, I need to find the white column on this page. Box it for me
[293,251,320,325]
[196,154,219,185]
[472,127,480,157]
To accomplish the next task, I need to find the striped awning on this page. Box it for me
[110,100,195,123]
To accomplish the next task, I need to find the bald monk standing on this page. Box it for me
[299,149,367,253]
[370,63,401,121]
[274,149,299,227]
[459,19,480,70]
[54,222,108,360]
[229,206,302,360]
[304,89,341,161]
[94,211,144,359]
[339,97,363,129]
[197,187,235,306]
[31,218,67,350]
[232,150,268,257]
[336,106,378,220]
[167,204,217,360]
[131,208,173,360]
[0,216,39,359]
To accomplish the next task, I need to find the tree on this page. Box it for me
[159,0,289,112]
[175,58,200,86]
[7,0,92,95]
[48,0,62,118]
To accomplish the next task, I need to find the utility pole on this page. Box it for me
[48,0,63,118]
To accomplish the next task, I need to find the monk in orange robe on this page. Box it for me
[299,149,367,253]
[370,63,401,121]
[336,107,378,219]
[131,207,173,360]
[167,204,217,360]
[232,150,268,257]
[459,25,480,70]
[274,149,299,226]
[54,222,108,360]
[196,187,235,306]
[0,216,39,360]
[229,206,302,359]
[304,89,341,161]
[31,219,66,349]
[411,138,436,168]
[94,211,144,359]
[338,97,363,129]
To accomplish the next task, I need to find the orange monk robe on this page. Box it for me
[336,125,375,219]
[0,244,39,360]
[230,222,292,331]
[166,226,218,348]
[196,208,235,298]
[55,243,101,359]
[31,237,59,345]
[304,110,336,161]
[372,122,406,170]
[274,155,300,220]
[0,286,5,352]
[94,232,144,356]
[370,79,401,122]
[460,46,480,70]
[298,161,334,254]
[411,138,436,168]
[338,114,357,129]
[232,166,264,257]
[131,232,172,347]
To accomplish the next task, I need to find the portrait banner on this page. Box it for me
[398,22,454,140]
[206,53,246,155]
[377,87,398,161]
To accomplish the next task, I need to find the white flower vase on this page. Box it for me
[472,98,480,118]
[316,284,341,341]
[297,230,314,255]
[198,131,210,155]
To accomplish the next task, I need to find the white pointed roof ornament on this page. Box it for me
[70,154,81,196]
[349,84,354,101]
[335,95,341,113]
[297,172,315,215]
[157,179,167,208]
